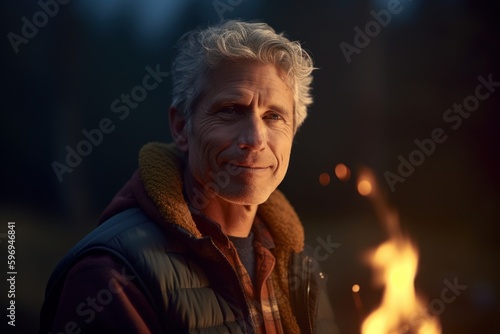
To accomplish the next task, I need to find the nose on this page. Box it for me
[238,114,266,152]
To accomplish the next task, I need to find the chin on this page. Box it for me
[220,186,274,206]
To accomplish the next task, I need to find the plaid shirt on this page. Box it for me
[193,211,284,334]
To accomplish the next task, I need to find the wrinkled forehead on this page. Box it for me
[207,59,293,89]
[202,60,294,107]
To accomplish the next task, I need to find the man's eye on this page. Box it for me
[220,106,239,114]
[264,113,283,121]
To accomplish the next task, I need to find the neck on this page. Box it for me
[183,167,256,237]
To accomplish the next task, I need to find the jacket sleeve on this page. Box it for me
[48,254,163,334]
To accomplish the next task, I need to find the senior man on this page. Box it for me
[40,20,338,333]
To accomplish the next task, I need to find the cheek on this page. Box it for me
[187,124,232,178]
[279,149,291,173]
[188,117,217,157]
[186,128,211,180]
[273,134,293,171]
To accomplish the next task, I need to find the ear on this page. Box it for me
[169,106,189,152]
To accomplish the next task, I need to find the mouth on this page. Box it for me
[226,162,270,171]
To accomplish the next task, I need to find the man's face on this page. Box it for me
[185,60,295,205]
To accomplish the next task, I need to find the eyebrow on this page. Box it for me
[210,91,293,116]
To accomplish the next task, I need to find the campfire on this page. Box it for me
[355,168,441,334]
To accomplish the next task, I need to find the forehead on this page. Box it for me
[201,60,294,110]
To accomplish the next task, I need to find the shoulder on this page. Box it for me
[45,208,189,308]
[41,208,193,333]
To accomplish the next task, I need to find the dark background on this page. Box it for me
[1,0,499,333]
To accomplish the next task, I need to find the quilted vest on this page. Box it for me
[40,208,334,333]
[40,208,256,333]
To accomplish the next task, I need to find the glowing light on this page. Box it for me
[319,173,330,186]
[362,237,440,334]
[357,180,372,196]
[335,163,351,181]
[352,284,360,293]
[360,168,441,334]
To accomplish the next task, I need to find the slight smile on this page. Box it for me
[227,163,270,172]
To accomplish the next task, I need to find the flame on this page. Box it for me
[358,169,441,334]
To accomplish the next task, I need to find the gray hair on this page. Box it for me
[170,20,315,132]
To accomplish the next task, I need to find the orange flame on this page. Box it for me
[358,169,441,334]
